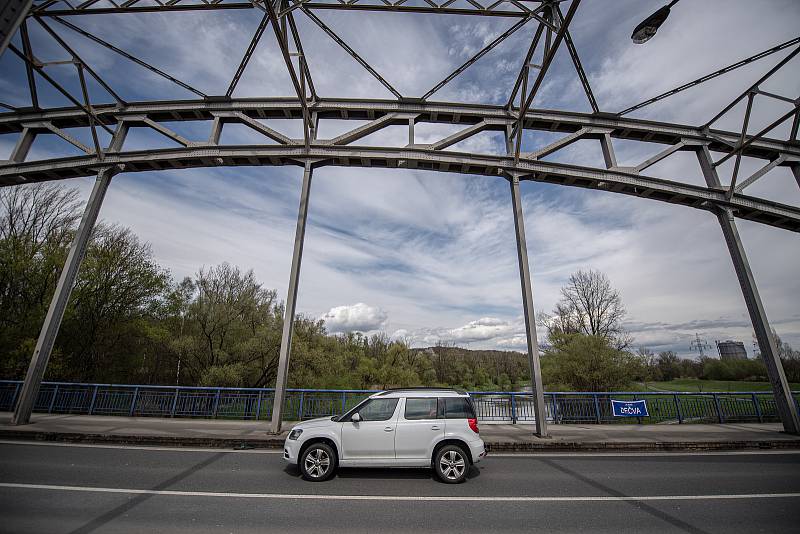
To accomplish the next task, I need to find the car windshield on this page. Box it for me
[333,397,371,422]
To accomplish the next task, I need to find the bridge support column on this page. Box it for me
[509,174,549,438]
[697,146,800,435]
[270,162,313,434]
[12,172,115,425]
[11,125,127,426]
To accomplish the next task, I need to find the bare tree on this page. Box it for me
[541,269,631,349]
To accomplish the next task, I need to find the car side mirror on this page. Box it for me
[351,412,361,423]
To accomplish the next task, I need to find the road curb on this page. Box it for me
[1,430,799,452]
[484,440,800,452]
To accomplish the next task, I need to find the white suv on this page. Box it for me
[283,388,486,483]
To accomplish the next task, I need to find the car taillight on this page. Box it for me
[468,418,479,434]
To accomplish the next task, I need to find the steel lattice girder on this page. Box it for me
[1,98,799,232]
[29,0,542,18]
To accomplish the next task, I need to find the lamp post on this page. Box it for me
[631,0,681,44]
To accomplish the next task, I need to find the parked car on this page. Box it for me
[283,388,486,483]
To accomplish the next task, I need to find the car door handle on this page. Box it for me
[431,426,441,430]
[384,427,394,432]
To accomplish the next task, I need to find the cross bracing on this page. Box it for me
[2,100,799,231]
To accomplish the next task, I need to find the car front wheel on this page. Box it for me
[300,442,337,482]
[434,445,469,484]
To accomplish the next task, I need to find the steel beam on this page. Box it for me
[3,141,799,232]
[11,124,128,425]
[31,1,534,18]
[1,99,798,163]
[509,174,548,438]
[271,162,313,434]
[0,0,32,57]
[696,145,800,435]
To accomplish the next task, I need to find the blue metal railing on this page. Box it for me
[1,380,797,424]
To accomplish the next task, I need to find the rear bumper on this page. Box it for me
[468,438,486,464]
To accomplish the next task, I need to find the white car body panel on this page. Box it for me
[394,399,444,460]
[341,419,397,460]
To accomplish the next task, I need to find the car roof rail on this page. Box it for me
[376,387,468,396]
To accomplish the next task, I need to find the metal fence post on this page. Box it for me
[713,393,724,423]
[510,393,517,424]
[48,385,59,414]
[212,389,221,418]
[674,394,683,424]
[88,385,99,415]
[753,393,763,423]
[11,383,21,410]
[593,394,601,424]
[129,387,139,417]
[634,394,642,424]
[255,390,263,420]
[170,388,179,417]
[341,392,347,414]
[297,391,305,421]
[551,394,559,424]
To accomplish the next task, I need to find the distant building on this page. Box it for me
[716,340,748,360]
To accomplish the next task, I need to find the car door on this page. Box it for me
[395,397,444,459]
[340,397,399,460]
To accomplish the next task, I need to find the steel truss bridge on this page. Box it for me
[1,0,799,435]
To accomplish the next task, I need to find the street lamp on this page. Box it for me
[631,0,681,44]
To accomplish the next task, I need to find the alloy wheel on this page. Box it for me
[439,450,466,480]
[304,448,330,478]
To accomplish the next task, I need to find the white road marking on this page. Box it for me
[1,483,798,502]
[0,440,797,456]
[0,440,282,453]
[488,450,800,457]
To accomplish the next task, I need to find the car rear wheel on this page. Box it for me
[300,442,337,482]
[434,445,469,484]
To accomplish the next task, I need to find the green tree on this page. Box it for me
[543,334,638,391]
[656,351,681,381]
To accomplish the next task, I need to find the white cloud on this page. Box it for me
[321,303,388,334]
[447,317,515,343]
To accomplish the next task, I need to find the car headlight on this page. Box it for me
[288,428,303,440]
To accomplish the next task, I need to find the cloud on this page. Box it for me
[321,303,388,333]
[447,317,515,343]
[3,1,799,359]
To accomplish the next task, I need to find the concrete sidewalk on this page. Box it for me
[1,413,799,451]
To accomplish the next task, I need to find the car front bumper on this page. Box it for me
[283,437,301,464]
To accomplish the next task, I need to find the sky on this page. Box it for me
[1,0,799,358]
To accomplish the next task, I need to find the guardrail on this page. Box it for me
[1,380,797,424]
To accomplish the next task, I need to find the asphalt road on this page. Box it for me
[0,442,798,534]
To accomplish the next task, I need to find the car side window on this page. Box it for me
[404,398,438,420]
[442,397,476,419]
[356,398,399,421]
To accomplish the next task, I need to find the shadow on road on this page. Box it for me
[539,458,711,534]
[283,463,481,482]
[68,451,227,534]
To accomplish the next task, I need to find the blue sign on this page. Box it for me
[611,399,649,417]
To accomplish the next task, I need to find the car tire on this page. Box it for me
[300,442,337,482]
[434,445,469,484]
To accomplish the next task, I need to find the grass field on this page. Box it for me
[640,378,800,393]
